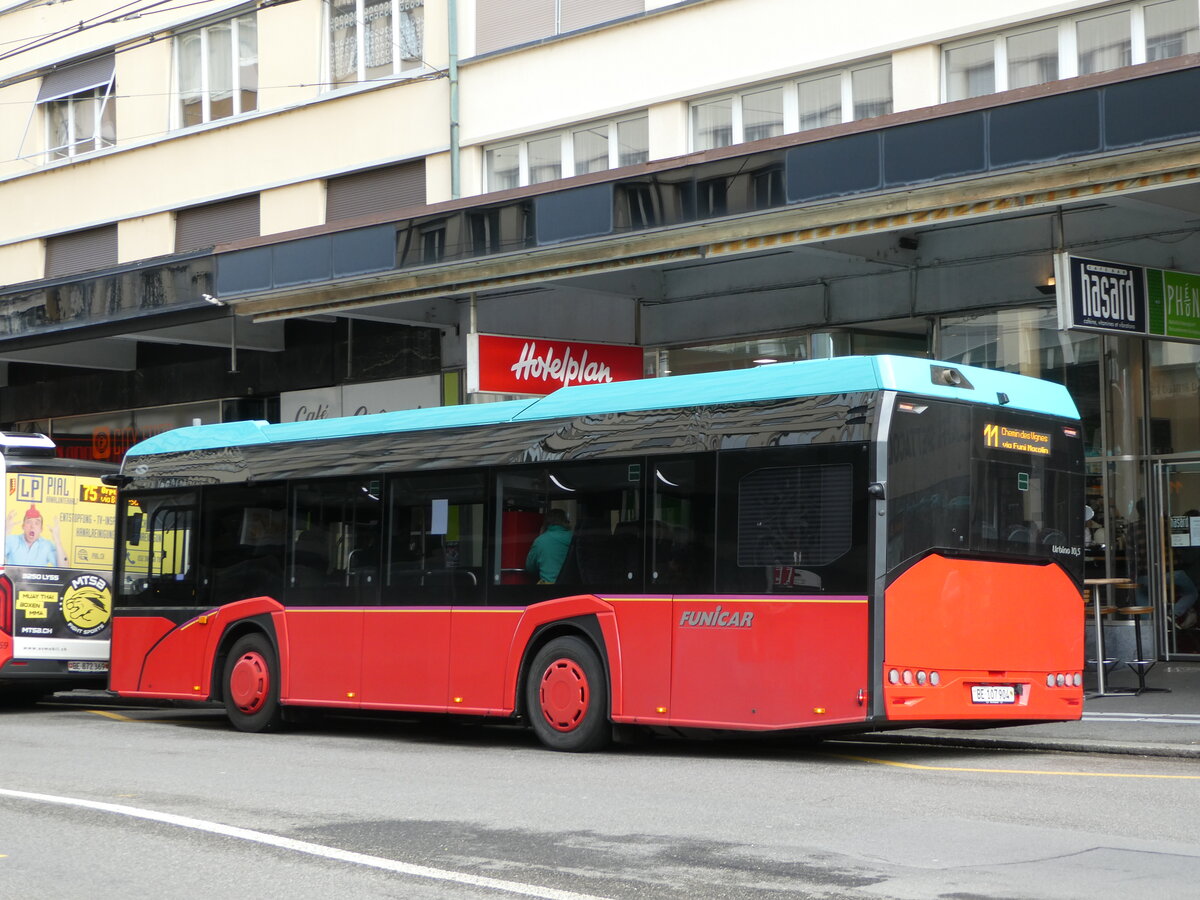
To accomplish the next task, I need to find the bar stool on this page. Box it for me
[1114,604,1170,695]
[1084,589,1118,679]
[1083,578,1130,695]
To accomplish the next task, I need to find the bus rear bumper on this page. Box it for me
[880,666,1083,723]
[0,656,108,689]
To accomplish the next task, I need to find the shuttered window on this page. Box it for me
[559,0,642,33]
[45,225,118,278]
[176,195,261,252]
[326,160,426,222]
[476,0,642,55]
[476,0,555,55]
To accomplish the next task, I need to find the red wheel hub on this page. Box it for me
[538,657,590,732]
[228,651,270,714]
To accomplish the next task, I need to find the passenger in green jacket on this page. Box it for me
[526,508,571,584]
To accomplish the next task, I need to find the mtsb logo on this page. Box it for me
[677,605,754,629]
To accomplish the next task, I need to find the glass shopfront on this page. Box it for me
[1149,342,1200,657]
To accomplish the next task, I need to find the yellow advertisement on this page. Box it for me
[5,472,116,658]
[5,473,115,570]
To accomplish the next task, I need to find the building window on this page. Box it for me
[945,39,995,100]
[45,225,118,278]
[178,14,258,127]
[328,0,424,86]
[175,195,261,252]
[693,61,892,150]
[573,124,609,175]
[1146,0,1200,58]
[693,97,734,151]
[943,0,1199,100]
[616,117,649,167]
[1077,10,1132,75]
[483,113,649,191]
[37,53,116,161]
[326,160,427,222]
[1007,27,1059,89]
[527,134,562,185]
[797,73,842,131]
[475,0,643,56]
[486,144,521,191]
[45,86,115,160]
[850,63,892,120]
[743,87,785,142]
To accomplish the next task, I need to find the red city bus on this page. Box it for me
[107,356,1084,750]
[1,434,117,701]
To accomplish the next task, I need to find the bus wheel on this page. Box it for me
[222,634,284,733]
[526,636,610,752]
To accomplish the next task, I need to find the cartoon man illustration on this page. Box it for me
[5,504,66,567]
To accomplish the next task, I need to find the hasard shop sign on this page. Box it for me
[468,334,644,395]
[1056,253,1200,342]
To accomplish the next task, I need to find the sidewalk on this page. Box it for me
[862,661,1200,759]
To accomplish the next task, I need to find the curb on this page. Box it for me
[850,730,1200,759]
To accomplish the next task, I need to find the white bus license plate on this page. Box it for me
[971,685,1015,704]
[67,661,108,673]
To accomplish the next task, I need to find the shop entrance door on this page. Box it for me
[1155,460,1200,659]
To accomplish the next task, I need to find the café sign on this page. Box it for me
[467,334,644,395]
[1056,253,1200,342]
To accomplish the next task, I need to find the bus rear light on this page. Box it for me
[1046,673,1081,688]
[887,669,940,687]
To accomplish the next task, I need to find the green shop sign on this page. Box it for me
[1147,268,1200,341]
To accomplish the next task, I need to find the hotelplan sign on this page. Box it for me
[467,334,645,395]
[1055,253,1200,343]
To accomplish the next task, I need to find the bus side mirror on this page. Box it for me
[867,482,886,500]
[127,512,144,545]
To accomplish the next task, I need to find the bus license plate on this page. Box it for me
[67,661,108,673]
[971,685,1015,704]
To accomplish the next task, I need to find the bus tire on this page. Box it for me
[222,633,284,733]
[526,636,610,752]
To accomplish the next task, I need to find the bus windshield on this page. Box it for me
[886,397,1084,578]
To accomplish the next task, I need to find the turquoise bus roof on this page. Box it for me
[125,355,1079,458]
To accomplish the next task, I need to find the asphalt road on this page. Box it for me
[1,697,1197,899]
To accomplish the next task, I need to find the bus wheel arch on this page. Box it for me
[521,622,611,752]
[217,622,284,733]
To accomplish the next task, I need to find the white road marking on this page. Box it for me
[1082,711,1200,725]
[0,787,611,900]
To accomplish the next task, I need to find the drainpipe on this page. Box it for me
[448,0,461,199]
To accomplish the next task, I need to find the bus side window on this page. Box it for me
[288,479,382,607]
[200,485,286,606]
[496,461,643,603]
[716,452,860,594]
[385,471,485,606]
[650,457,715,593]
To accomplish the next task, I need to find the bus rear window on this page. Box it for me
[887,399,1083,576]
